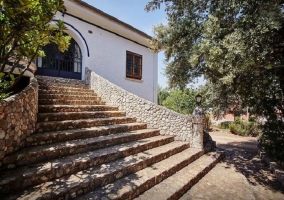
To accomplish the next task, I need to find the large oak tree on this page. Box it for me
[146,0,284,160]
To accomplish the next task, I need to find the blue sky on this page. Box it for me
[83,0,204,88]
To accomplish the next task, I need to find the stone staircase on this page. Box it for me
[0,76,224,200]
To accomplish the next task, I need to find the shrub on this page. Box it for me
[234,116,241,124]
[219,121,232,129]
[260,120,284,162]
[229,121,261,137]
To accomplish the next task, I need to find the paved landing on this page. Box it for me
[180,130,284,200]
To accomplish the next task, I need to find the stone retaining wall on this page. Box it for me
[0,77,38,167]
[85,68,203,148]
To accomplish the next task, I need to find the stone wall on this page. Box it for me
[0,77,38,167]
[85,68,203,148]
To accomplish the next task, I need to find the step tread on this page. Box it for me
[78,148,204,200]
[38,87,90,91]
[36,117,136,126]
[38,105,117,108]
[38,83,89,88]
[2,136,178,199]
[38,111,126,117]
[38,95,99,99]
[35,116,136,132]
[38,105,119,113]
[38,89,95,94]
[38,94,97,97]
[37,111,126,122]
[28,122,147,144]
[38,99,104,102]
[2,129,161,166]
[135,151,225,200]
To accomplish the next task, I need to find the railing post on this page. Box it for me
[191,106,205,149]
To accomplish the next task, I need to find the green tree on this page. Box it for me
[198,81,243,119]
[0,0,70,98]
[162,88,196,115]
[146,0,284,160]
[157,85,170,105]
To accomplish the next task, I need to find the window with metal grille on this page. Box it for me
[126,51,142,80]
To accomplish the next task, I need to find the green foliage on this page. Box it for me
[229,121,261,137]
[0,72,14,99]
[157,85,169,105]
[260,119,284,161]
[219,121,231,129]
[0,0,70,97]
[146,0,284,161]
[234,116,241,124]
[158,87,197,115]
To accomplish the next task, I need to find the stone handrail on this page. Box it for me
[85,68,202,148]
[0,77,38,167]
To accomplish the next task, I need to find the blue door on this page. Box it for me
[36,38,82,80]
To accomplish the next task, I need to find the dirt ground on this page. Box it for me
[181,128,284,200]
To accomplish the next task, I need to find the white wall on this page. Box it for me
[53,2,158,103]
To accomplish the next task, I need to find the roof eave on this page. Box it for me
[70,0,153,40]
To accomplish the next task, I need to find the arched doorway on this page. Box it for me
[36,38,82,80]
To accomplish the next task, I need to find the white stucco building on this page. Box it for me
[36,0,158,103]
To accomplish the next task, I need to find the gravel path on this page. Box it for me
[180,129,284,200]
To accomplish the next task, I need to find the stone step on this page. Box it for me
[2,140,188,199]
[135,151,225,200]
[37,111,126,122]
[36,117,137,132]
[38,104,119,113]
[1,130,164,170]
[36,75,87,86]
[26,123,147,146]
[38,99,105,105]
[39,85,90,92]
[38,94,100,101]
[78,148,205,200]
[39,89,95,96]
[38,81,89,89]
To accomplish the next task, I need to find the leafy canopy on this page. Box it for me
[158,86,197,115]
[0,0,70,78]
[146,0,284,160]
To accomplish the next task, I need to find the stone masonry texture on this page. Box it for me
[0,77,38,167]
[85,68,202,148]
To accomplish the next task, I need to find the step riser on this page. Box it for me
[38,99,105,105]
[37,112,126,122]
[118,150,205,200]
[38,95,100,101]
[37,76,87,86]
[0,141,186,195]
[2,131,163,169]
[38,105,119,113]
[39,86,90,92]
[168,153,225,200]
[38,82,88,88]
[39,89,95,96]
[27,124,148,146]
[38,83,87,88]
[36,118,137,132]
[134,151,225,200]
[87,144,190,193]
